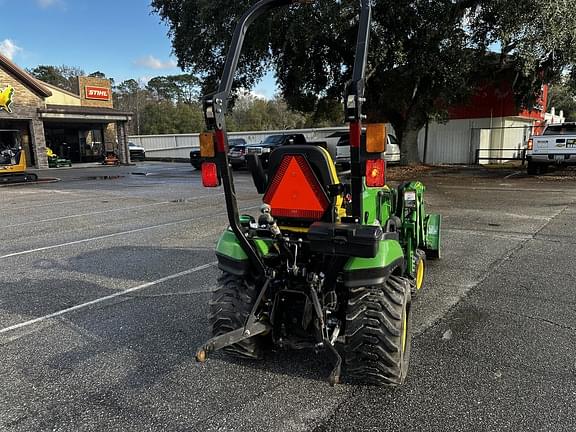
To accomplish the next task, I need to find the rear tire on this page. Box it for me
[343,275,412,386]
[209,272,266,359]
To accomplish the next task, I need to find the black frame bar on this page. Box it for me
[345,0,372,220]
[203,0,373,276]
[203,0,293,278]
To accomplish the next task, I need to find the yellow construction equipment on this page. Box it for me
[0,129,37,184]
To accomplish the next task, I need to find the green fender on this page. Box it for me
[343,239,405,288]
[215,230,272,276]
[216,230,249,261]
[424,213,442,259]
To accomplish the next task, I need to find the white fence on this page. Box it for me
[418,117,534,164]
[129,127,349,160]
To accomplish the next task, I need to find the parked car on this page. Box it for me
[128,142,146,161]
[246,134,307,166]
[335,131,401,169]
[227,138,249,169]
[190,138,248,170]
[190,149,201,169]
[526,122,576,175]
[321,132,344,160]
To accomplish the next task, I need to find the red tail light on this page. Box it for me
[264,155,329,220]
[527,139,533,151]
[201,162,220,187]
[366,159,386,187]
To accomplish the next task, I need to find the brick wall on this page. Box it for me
[78,76,113,108]
[0,68,48,168]
[105,123,117,152]
[0,68,46,116]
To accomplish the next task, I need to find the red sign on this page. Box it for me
[85,86,110,101]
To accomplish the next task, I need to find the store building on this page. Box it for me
[0,53,132,168]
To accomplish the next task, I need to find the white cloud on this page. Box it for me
[250,90,268,100]
[0,39,22,60]
[237,88,268,101]
[138,76,153,86]
[133,55,177,70]
[37,0,65,8]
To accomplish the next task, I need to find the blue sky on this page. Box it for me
[1,0,276,97]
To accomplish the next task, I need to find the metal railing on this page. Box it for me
[475,148,527,165]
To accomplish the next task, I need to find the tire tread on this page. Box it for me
[209,272,264,359]
[342,275,412,386]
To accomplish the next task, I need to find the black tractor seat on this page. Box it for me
[266,144,338,188]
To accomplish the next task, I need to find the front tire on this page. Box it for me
[411,249,427,297]
[343,275,412,386]
[209,272,266,359]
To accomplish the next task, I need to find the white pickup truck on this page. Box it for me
[526,123,576,175]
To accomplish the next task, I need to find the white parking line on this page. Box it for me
[0,192,224,213]
[0,203,261,260]
[0,220,192,259]
[0,201,172,229]
[1,197,98,211]
[0,262,217,335]
[0,189,79,196]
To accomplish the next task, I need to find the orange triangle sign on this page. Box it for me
[264,155,329,219]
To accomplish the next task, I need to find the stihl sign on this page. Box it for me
[85,86,110,101]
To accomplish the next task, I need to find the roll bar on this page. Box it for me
[203,0,372,278]
[346,0,372,220]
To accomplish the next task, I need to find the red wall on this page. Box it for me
[448,81,547,121]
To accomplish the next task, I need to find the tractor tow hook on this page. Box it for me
[195,321,272,363]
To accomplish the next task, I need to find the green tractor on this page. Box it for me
[196,0,441,386]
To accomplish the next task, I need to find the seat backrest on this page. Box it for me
[263,145,342,228]
[268,145,338,187]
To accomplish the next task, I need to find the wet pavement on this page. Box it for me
[1,162,575,431]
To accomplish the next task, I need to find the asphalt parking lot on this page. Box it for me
[1,162,575,431]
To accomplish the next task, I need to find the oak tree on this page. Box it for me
[153,0,576,164]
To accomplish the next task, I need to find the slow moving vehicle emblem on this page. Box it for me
[0,85,14,113]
